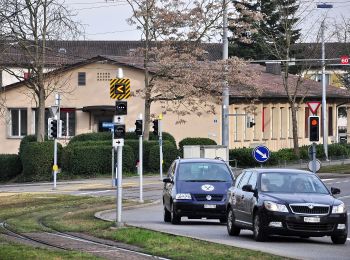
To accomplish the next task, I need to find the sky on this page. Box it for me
[67,0,350,42]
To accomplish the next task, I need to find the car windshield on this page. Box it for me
[260,172,329,194]
[177,162,232,182]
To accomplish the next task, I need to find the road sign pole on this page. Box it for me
[53,93,61,190]
[111,128,115,187]
[116,145,123,226]
[312,142,317,174]
[139,114,144,203]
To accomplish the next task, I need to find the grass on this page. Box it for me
[0,194,287,260]
[318,164,350,174]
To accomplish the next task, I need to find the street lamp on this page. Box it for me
[317,2,333,160]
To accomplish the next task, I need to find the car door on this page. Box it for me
[233,171,251,223]
[241,171,258,224]
[163,162,176,210]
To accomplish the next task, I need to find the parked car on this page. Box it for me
[163,158,235,224]
[226,169,348,244]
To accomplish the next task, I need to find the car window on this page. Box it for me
[247,172,258,189]
[237,171,252,189]
[260,172,329,194]
[168,162,175,178]
[177,162,233,182]
[234,173,243,188]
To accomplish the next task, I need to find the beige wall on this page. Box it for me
[0,60,345,154]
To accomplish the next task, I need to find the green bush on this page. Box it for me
[148,143,178,172]
[328,143,349,158]
[274,148,299,162]
[18,135,36,160]
[0,154,22,182]
[178,137,217,156]
[229,148,259,168]
[20,141,62,182]
[62,144,134,175]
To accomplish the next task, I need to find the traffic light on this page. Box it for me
[246,116,255,128]
[50,119,58,139]
[114,124,126,139]
[135,120,143,136]
[152,120,159,136]
[115,101,127,115]
[309,116,320,142]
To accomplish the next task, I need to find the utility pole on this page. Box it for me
[53,93,61,190]
[222,0,229,160]
[317,3,333,160]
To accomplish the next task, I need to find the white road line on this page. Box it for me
[322,179,334,181]
[338,195,350,199]
[78,190,113,195]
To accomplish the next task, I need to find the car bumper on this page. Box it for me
[173,200,226,219]
[260,209,348,237]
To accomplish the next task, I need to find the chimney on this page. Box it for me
[266,62,281,75]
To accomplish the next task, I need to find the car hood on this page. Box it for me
[262,192,335,205]
[176,181,231,194]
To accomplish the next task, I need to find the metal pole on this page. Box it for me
[159,118,163,180]
[53,93,60,190]
[116,145,123,226]
[321,19,328,160]
[111,129,115,187]
[312,142,317,174]
[139,114,143,203]
[53,134,57,189]
[222,0,229,160]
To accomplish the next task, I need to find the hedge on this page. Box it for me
[18,135,37,160]
[0,154,22,182]
[20,141,62,182]
[69,131,176,146]
[178,137,217,156]
[148,143,179,172]
[62,144,135,175]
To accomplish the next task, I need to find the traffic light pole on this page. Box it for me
[53,93,61,190]
[312,142,317,174]
[138,114,143,203]
[159,118,163,180]
[116,145,123,225]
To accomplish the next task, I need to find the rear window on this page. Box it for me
[177,162,232,182]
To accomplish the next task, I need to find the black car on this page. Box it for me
[163,158,235,224]
[226,169,348,244]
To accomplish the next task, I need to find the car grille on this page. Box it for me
[287,222,335,232]
[193,194,224,201]
[289,204,329,215]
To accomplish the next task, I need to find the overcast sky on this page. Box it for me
[67,0,350,42]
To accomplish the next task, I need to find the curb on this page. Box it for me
[95,199,161,222]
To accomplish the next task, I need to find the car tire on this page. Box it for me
[164,206,171,222]
[227,208,240,236]
[171,203,181,224]
[331,235,347,244]
[253,213,267,242]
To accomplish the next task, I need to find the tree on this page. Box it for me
[127,0,260,140]
[0,0,81,141]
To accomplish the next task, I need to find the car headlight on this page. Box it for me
[175,193,192,200]
[264,201,288,212]
[332,203,346,214]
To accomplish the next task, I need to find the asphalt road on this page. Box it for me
[1,175,350,259]
[98,177,350,260]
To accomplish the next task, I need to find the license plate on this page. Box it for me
[204,204,216,209]
[304,217,320,223]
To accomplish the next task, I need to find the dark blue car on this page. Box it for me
[162,158,235,224]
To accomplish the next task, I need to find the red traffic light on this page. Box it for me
[311,119,318,126]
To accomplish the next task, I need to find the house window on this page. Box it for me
[234,108,238,141]
[78,72,86,86]
[9,108,27,137]
[97,72,111,81]
[60,108,76,137]
[328,107,333,136]
[305,107,310,138]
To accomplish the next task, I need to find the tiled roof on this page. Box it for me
[230,64,350,100]
[0,40,222,66]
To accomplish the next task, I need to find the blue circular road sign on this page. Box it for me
[252,145,270,163]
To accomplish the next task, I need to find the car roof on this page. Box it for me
[176,158,227,164]
[243,168,313,174]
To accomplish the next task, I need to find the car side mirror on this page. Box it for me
[163,177,173,184]
[331,187,341,195]
[242,184,254,192]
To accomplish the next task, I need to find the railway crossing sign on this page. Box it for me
[252,145,270,163]
[110,78,130,100]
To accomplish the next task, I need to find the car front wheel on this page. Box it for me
[331,234,347,244]
[171,203,181,224]
[227,208,240,236]
[253,213,267,242]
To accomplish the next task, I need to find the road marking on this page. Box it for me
[78,190,113,195]
[322,179,334,181]
[338,195,350,199]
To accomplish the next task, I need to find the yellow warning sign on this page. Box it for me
[52,165,58,171]
[110,78,130,100]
